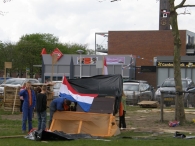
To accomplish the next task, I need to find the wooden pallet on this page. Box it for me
[138,101,159,108]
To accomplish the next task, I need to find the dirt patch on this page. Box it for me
[1,114,22,121]
[1,107,195,134]
[123,108,195,133]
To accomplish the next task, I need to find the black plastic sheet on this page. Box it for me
[33,130,100,141]
[68,74,123,115]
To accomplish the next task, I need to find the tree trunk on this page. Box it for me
[169,0,185,124]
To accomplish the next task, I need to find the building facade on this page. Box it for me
[156,56,195,86]
[41,54,136,83]
[107,30,195,87]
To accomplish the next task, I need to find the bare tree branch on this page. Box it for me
[180,5,195,8]
[175,0,195,9]
[175,0,186,9]
[3,0,12,3]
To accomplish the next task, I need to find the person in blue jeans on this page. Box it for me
[19,81,36,133]
[36,85,47,131]
[48,97,71,129]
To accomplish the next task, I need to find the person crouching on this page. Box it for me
[48,98,71,129]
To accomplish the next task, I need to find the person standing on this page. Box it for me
[48,98,71,129]
[20,81,36,133]
[36,85,47,131]
[19,83,26,113]
[119,91,127,129]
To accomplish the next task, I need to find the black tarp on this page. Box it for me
[69,56,74,79]
[68,74,123,115]
[26,130,99,141]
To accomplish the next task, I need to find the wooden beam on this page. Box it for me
[77,120,82,133]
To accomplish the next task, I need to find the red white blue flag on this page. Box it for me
[59,76,98,112]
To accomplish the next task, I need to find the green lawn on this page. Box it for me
[0,106,195,145]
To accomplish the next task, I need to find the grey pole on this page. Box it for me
[76,50,84,78]
[80,53,81,78]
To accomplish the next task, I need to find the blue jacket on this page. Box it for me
[20,89,36,109]
[50,97,66,111]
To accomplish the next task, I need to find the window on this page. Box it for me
[123,84,139,91]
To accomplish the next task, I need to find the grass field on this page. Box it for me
[0,106,195,145]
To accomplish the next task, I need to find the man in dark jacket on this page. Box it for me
[48,97,71,129]
[36,85,47,131]
[20,81,36,133]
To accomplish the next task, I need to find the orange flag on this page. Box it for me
[41,48,47,55]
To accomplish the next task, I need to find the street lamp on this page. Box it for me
[76,50,84,78]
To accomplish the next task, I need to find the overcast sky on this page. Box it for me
[0,0,195,51]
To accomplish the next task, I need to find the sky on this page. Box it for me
[0,0,195,51]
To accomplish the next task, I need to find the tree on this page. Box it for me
[86,49,96,55]
[13,33,88,78]
[0,41,17,77]
[58,42,88,54]
[168,0,195,124]
[105,0,195,124]
[14,33,60,77]
[0,33,88,77]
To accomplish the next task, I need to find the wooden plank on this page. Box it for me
[12,88,18,114]
[49,119,55,131]
[138,101,159,108]
[107,114,112,136]
[77,121,82,133]
[3,86,20,111]
[0,135,25,139]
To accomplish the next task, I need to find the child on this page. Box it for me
[36,85,47,131]
[119,91,127,129]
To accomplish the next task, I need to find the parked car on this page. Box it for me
[0,77,11,85]
[123,80,154,105]
[52,81,62,98]
[0,78,40,96]
[0,80,4,85]
[154,78,195,107]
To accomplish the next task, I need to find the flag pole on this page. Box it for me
[102,56,104,75]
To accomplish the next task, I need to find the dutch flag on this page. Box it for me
[59,76,98,112]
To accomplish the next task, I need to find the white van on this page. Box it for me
[52,81,62,98]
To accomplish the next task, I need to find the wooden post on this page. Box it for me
[4,62,12,83]
[160,92,164,122]
[51,54,58,82]
[12,88,18,114]
[3,86,6,103]
[4,67,6,83]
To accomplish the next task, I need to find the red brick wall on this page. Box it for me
[108,30,187,87]
[136,71,156,88]
[108,30,186,66]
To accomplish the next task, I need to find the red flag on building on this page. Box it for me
[50,48,63,61]
[102,56,108,75]
[41,48,47,55]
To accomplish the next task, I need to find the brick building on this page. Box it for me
[95,0,195,87]
[107,30,195,87]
